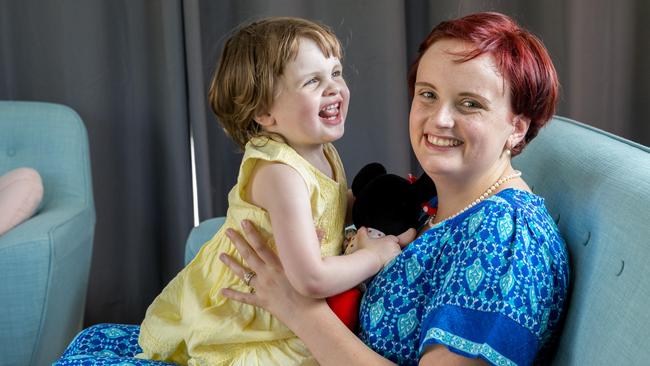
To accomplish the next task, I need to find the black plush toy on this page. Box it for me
[344,162,437,254]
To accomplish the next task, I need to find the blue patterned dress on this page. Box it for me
[56,189,568,366]
[54,324,176,365]
[358,188,569,365]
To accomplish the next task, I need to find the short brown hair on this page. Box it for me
[208,17,343,150]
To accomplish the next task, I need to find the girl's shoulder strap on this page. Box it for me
[238,138,317,190]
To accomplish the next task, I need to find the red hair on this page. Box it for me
[408,12,559,155]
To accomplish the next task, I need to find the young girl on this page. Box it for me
[137,17,401,365]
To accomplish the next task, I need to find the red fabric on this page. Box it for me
[407,173,417,184]
[326,288,362,331]
[421,203,437,216]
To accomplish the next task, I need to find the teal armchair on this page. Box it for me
[512,117,650,364]
[0,101,96,366]
[185,117,650,365]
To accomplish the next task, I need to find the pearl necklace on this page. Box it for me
[426,170,522,227]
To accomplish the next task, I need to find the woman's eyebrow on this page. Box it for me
[459,92,491,106]
[414,81,436,89]
[414,83,490,104]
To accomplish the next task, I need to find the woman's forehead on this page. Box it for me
[418,40,507,98]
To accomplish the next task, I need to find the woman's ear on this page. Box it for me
[509,114,531,146]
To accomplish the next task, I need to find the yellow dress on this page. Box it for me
[138,138,348,366]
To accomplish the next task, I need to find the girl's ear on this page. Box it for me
[509,114,531,147]
[254,112,275,127]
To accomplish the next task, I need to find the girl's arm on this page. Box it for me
[220,221,488,366]
[248,161,400,298]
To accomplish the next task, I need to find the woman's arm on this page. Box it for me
[221,221,394,365]
[220,221,488,366]
[420,346,489,365]
[248,161,400,298]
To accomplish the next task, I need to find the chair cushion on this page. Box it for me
[0,167,43,236]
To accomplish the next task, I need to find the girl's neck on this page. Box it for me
[292,143,333,179]
[263,134,333,179]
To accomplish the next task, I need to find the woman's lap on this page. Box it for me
[54,323,177,365]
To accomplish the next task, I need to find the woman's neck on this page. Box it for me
[431,163,518,224]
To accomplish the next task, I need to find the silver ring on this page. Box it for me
[243,271,256,286]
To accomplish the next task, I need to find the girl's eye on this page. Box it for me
[332,70,342,78]
[304,78,318,86]
[419,91,435,99]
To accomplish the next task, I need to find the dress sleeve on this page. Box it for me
[417,199,554,366]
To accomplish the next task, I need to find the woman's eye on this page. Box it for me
[461,100,482,109]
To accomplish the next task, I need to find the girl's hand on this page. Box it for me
[220,220,321,325]
[355,227,415,267]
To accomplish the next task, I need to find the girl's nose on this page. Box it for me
[324,83,340,96]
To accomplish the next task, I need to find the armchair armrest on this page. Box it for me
[0,200,95,365]
[184,217,226,265]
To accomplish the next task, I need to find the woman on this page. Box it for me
[220,12,569,366]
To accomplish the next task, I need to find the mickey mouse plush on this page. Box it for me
[345,162,437,253]
[327,162,437,331]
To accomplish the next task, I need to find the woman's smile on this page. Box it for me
[425,134,463,148]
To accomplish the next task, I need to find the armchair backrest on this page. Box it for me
[513,116,650,365]
[0,101,93,208]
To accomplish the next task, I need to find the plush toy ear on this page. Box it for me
[352,173,415,236]
[351,162,386,197]
[409,172,437,204]
[352,168,438,237]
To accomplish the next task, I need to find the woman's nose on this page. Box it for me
[429,105,454,128]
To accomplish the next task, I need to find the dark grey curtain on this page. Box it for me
[1,0,648,326]
[192,0,650,219]
[0,0,194,325]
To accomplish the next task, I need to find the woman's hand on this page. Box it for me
[220,221,479,366]
[221,221,396,366]
[220,220,322,326]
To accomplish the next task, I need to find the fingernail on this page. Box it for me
[225,228,233,237]
[242,220,250,229]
